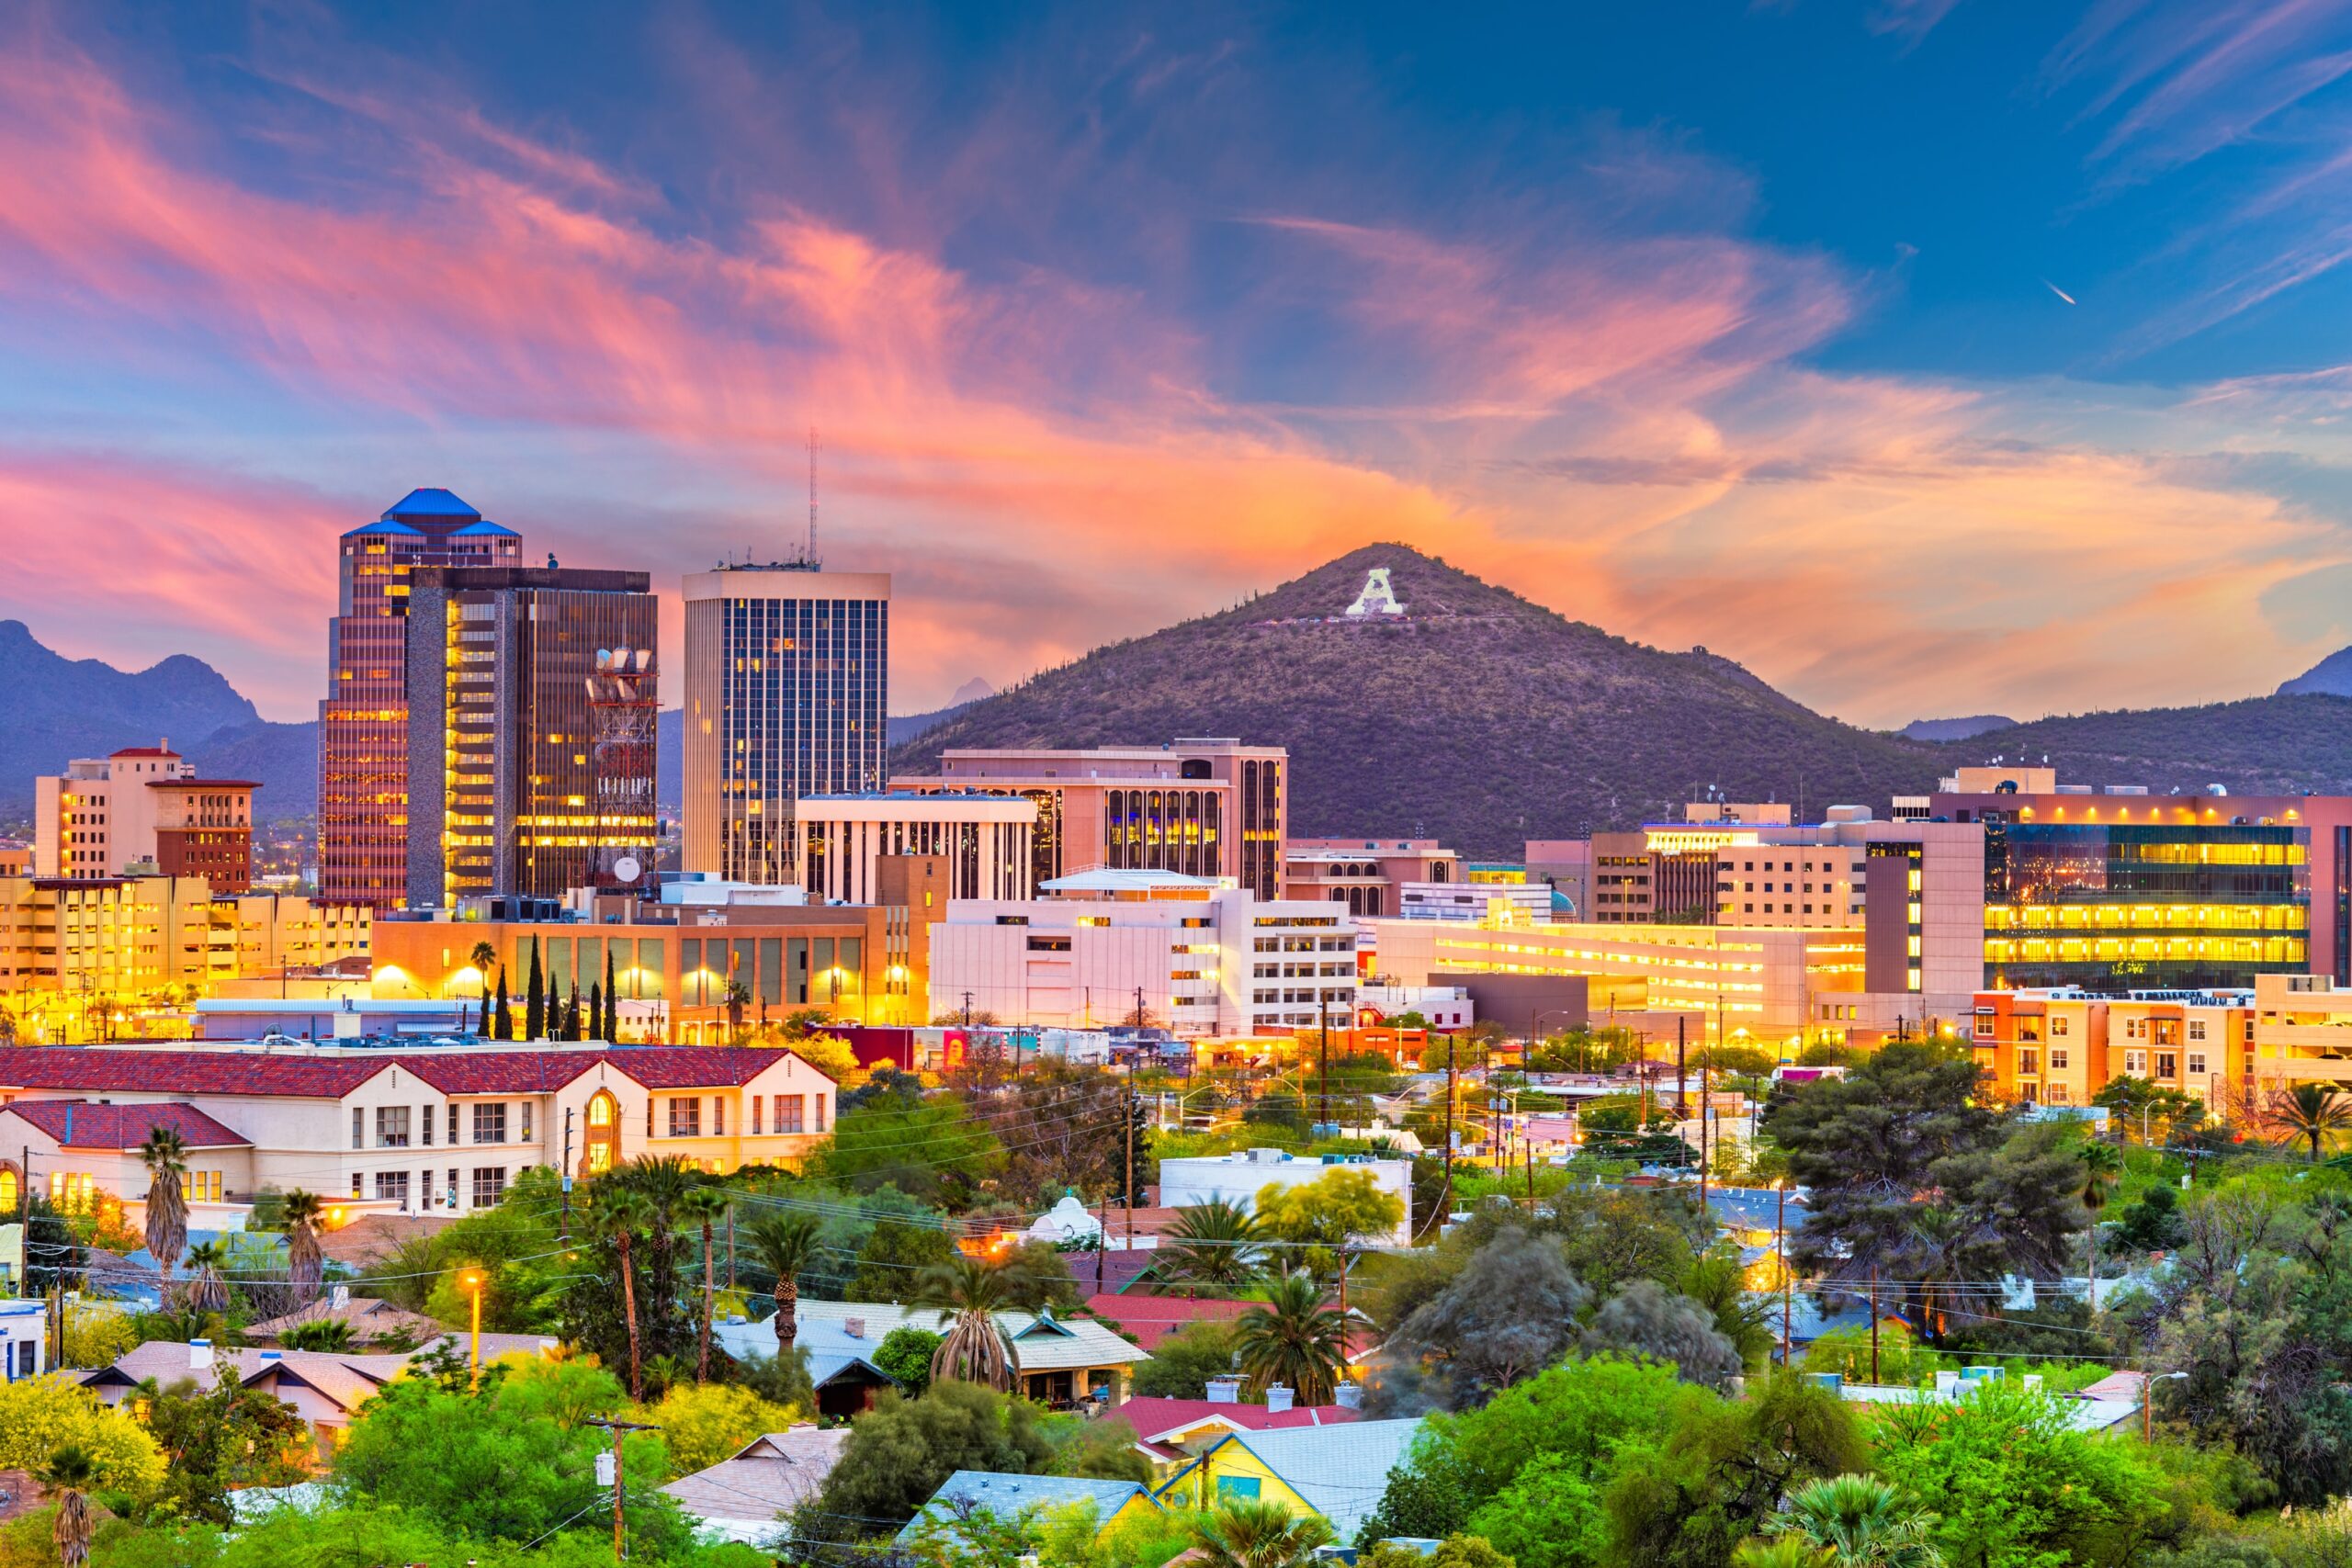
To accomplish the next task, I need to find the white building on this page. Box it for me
[1158,1149,1413,1247]
[793,792,1035,904]
[928,870,1355,1036]
[1355,984,1475,1030]
[0,1043,837,1221]
[1396,883,1555,924]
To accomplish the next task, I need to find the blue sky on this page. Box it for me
[6,1,2352,727]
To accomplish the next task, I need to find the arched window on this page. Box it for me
[0,1167,20,1214]
[582,1090,620,1175]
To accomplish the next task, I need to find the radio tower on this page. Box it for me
[806,425,821,567]
[586,648,660,892]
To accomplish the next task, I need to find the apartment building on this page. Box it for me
[1968,987,2253,1109]
[35,745,258,892]
[0,1043,836,1218]
[1283,840,1461,919]
[0,878,369,1016]
[928,869,1355,1036]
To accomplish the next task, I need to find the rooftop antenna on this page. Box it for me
[807,425,820,567]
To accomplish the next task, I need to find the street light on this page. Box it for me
[459,1269,485,1391]
[2143,1370,2188,1442]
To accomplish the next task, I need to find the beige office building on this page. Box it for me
[682,565,889,885]
[793,793,1036,904]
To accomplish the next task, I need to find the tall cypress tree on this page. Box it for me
[565,983,584,1041]
[525,937,546,1041]
[603,949,619,1041]
[587,981,604,1043]
[493,965,513,1041]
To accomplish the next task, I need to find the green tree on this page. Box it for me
[680,1185,728,1382]
[639,1381,799,1477]
[0,1375,164,1496]
[846,1215,959,1303]
[1602,1374,1867,1568]
[875,1325,944,1396]
[492,964,513,1041]
[1236,1269,1349,1407]
[796,1382,1052,1540]
[1767,1473,1942,1568]
[1388,1226,1589,1409]
[1159,1199,1267,1292]
[1253,1168,1405,1284]
[744,1211,823,1352]
[820,1096,1005,1203]
[137,1127,190,1309]
[1129,1321,1240,1400]
[1187,1497,1334,1568]
[603,946,619,1040]
[1581,1280,1742,1392]
[134,1375,309,1524]
[2079,1140,2122,1294]
[914,1256,1020,1392]
[178,1239,229,1317]
[2264,1083,2352,1163]
[592,1189,654,1400]
[1871,1379,2159,1568]
[525,935,545,1041]
[46,1445,95,1568]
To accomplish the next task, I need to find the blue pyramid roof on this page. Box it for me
[381,488,481,521]
[451,519,519,537]
[343,517,424,538]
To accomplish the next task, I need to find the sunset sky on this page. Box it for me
[9,2,2352,728]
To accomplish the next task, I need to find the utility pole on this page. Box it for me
[1776,1179,1790,1366]
[1696,1054,1709,1219]
[1675,1016,1688,1120]
[560,1110,574,1242]
[1317,993,1330,1133]
[726,1201,737,1292]
[587,1417,657,1562]
[1442,1043,1458,1219]
[1870,1265,1881,1382]
[1123,1057,1136,1249]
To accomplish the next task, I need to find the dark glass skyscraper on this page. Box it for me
[318,490,520,909]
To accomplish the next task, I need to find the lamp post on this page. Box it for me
[2143,1370,2188,1443]
[459,1269,485,1391]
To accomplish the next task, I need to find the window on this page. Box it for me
[2018,1049,2039,1076]
[2188,1052,2209,1078]
[2052,1017,2070,1037]
[351,1173,364,1197]
[668,1098,702,1138]
[2124,1049,2146,1076]
[376,1170,411,1206]
[712,1098,726,1135]
[377,1106,411,1148]
[473,1103,508,1145]
[472,1168,508,1207]
[1217,1477,1261,1501]
[778,1094,805,1134]
[752,1097,763,1135]
[422,1104,435,1147]
[2188,1021,2208,1042]
[178,1170,221,1203]
[520,1102,533,1142]
[351,1108,363,1151]
[2156,1052,2178,1080]
[2050,1047,2069,1071]
[816,1095,828,1133]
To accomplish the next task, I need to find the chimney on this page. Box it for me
[189,1337,213,1371]
[1204,1376,1241,1405]
[331,1284,351,1310]
[258,1349,283,1365]
[1331,1382,1363,1410]
[842,1317,865,1340]
[1264,1384,1294,1413]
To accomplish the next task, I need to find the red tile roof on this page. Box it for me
[107,746,179,758]
[1084,1293,1252,1349]
[1112,1395,1362,1443]
[144,778,257,790]
[0,1100,252,1150]
[0,1046,815,1100]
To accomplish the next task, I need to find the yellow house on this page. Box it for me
[1153,1418,1425,1542]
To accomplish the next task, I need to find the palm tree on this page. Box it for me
[1184,1498,1332,1568]
[681,1185,729,1383]
[2078,1141,2121,1305]
[44,1445,96,1568]
[594,1190,654,1400]
[281,1189,326,1303]
[911,1255,1018,1392]
[1235,1269,1348,1407]
[2267,1082,2352,1162]
[1769,1474,1943,1568]
[180,1239,230,1315]
[1158,1199,1266,1292]
[627,1155,700,1276]
[1734,1542,1833,1568]
[469,940,498,1032]
[744,1212,822,1352]
[138,1127,189,1309]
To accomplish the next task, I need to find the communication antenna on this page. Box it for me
[807,425,820,566]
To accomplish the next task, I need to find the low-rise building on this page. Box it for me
[2249,973,2352,1096]
[0,1043,837,1216]
[929,870,1356,1036]
[1283,840,1462,919]
[662,1427,849,1547]
[792,793,1036,904]
[900,1473,1163,1544]
[1158,1150,1413,1247]
[35,744,257,890]
[1152,1419,1425,1543]
[1969,987,2254,1109]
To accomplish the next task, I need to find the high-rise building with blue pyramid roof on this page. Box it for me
[318,491,521,908]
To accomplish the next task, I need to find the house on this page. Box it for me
[898,1472,1163,1544]
[0,1043,836,1220]
[1813,1369,2139,1434]
[83,1332,558,1455]
[247,1290,446,1348]
[1082,1294,1251,1351]
[1113,1393,1363,1474]
[712,1300,1152,1416]
[1153,1418,1424,1543]
[661,1427,849,1546]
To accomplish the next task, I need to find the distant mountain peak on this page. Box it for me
[1901,715,2018,743]
[950,676,996,705]
[0,623,266,813]
[2280,647,2352,699]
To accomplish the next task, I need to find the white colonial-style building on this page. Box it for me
[0,1043,836,1221]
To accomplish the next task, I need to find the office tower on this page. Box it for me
[403,566,658,908]
[318,490,520,908]
[33,743,259,892]
[682,563,889,884]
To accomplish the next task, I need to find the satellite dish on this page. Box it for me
[614,855,643,885]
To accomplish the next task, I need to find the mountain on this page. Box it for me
[187,719,319,818]
[0,621,266,813]
[1930,698,2352,799]
[2280,647,2352,698]
[1901,715,2016,742]
[950,677,996,705]
[892,545,1953,855]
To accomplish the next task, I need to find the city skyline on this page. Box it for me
[8,4,2352,728]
